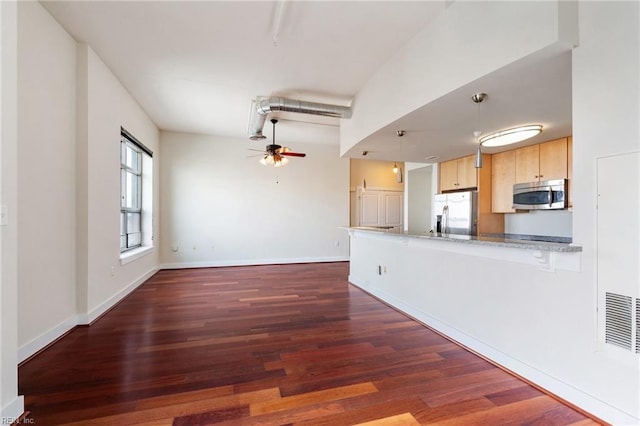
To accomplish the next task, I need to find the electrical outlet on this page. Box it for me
[0,204,7,226]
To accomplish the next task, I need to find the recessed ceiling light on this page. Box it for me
[480,125,543,147]
[424,155,439,162]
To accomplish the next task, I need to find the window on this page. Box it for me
[120,128,152,253]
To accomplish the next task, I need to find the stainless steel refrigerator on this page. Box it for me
[433,191,478,236]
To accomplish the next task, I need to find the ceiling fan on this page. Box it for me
[249,119,306,167]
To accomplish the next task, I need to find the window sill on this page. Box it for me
[120,246,154,265]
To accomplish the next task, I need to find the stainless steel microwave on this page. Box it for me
[513,179,567,210]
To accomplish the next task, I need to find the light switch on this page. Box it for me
[0,205,7,226]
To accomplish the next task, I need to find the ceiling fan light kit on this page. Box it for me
[259,154,289,167]
[256,119,306,167]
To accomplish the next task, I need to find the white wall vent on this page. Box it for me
[636,298,640,354]
[605,292,633,351]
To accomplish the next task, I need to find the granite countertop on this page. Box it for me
[348,227,582,253]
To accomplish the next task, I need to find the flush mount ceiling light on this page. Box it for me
[479,124,543,147]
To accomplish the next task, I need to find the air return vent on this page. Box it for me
[605,292,632,351]
[637,299,640,354]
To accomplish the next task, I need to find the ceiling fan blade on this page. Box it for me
[248,148,266,152]
[247,154,265,158]
[280,152,306,157]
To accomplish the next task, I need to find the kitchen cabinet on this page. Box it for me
[360,192,383,226]
[491,150,516,213]
[356,189,403,229]
[439,155,477,192]
[476,154,505,234]
[438,154,503,234]
[515,137,568,184]
[492,136,571,213]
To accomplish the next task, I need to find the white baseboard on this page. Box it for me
[17,314,79,363]
[348,274,639,426]
[160,256,349,270]
[1,395,24,422]
[77,266,159,325]
[18,266,158,363]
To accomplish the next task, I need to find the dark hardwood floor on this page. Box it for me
[19,262,600,425]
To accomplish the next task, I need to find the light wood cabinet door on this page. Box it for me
[457,155,477,189]
[515,144,540,183]
[439,159,458,192]
[440,156,477,192]
[491,150,516,213]
[539,138,568,181]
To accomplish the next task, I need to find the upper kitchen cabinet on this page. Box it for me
[439,155,477,192]
[492,136,572,213]
[491,150,516,213]
[515,137,568,183]
[439,154,504,234]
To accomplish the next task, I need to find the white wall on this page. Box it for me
[347,1,639,424]
[571,0,639,418]
[16,0,77,353]
[15,2,161,361]
[1,0,24,419]
[78,44,160,320]
[160,131,349,267]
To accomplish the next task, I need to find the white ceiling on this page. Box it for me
[41,1,572,163]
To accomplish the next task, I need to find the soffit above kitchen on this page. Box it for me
[350,47,572,163]
[41,0,447,146]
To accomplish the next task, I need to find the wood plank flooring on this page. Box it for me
[19,262,600,425]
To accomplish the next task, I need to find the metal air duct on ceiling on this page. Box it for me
[248,97,353,140]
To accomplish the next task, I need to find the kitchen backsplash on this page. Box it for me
[504,210,573,238]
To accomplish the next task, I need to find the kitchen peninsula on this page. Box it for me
[345,225,584,413]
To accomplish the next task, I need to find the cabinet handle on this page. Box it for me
[539,175,543,178]
[535,175,539,178]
